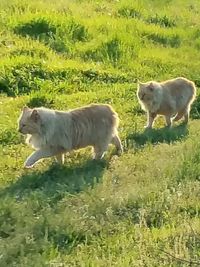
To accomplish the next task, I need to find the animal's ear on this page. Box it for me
[22,106,29,112]
[30,109,39,122]
[137,80,143,85]
[149,82,154,91]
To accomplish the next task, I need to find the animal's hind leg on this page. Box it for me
[111,134,123,155]
[173,106,190,123]
[183,107,190,124]
[173,110,185,122]
[55,153,65,164]
[93,143,108,160]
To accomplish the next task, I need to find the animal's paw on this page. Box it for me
[144,125,152,129]
[144,126,152,132]
[24,165,33,169]
[24,157,35,168]
[116,148,123,156]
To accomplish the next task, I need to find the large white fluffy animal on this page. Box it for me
[137,77,196,128]
[18,104,123,168]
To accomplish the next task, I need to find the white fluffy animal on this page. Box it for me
[18,104,123,168]
[137,77,196,128]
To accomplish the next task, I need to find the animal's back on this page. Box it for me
[70,104,119,149]
[161,77,196,101]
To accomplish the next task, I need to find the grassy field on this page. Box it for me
[1,0,200,266]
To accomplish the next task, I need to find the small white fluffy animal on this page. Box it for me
[137,77,196,128]
[18,104,123,168]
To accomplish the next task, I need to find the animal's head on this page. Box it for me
[18,106,41,134]
[137,81,156,104]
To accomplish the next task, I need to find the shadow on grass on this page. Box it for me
[0,158,108,258]
[0,159,107,204]
[126,123,189,148]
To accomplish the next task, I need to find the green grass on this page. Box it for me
[0,0,200,266]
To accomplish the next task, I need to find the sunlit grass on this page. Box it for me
[0,0,200,266]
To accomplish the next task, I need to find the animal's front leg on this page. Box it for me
[165,115,172,127]
[25,148,57,168]
[146,112,157,129]
[55,153,65,164]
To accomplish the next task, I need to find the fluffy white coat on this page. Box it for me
[18,104,123,167]
[137,77,196,128]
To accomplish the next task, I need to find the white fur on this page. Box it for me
[137,77,196,128]
[18,105,123,167]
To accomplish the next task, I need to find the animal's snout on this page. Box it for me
[18,126,24,134]
[18,123,26,134]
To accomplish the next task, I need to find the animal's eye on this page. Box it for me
[22,124,26,128]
